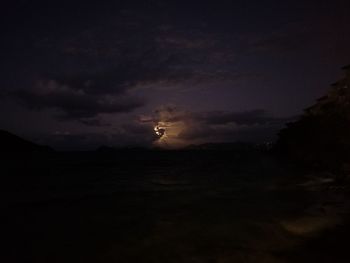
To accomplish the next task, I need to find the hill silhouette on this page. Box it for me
[0,130,53,155]
[276,65,350,174]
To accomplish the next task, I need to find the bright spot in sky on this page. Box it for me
[153,121,187,148]
[154,125,165,137]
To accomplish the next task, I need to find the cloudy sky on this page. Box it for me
[1,0,349,149]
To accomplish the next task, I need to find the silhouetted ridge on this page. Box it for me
[275,65,350,173]
[0,130,53,154]
[185,142,257,151]
[95,145,150,153]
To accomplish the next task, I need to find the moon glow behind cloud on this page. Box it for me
[153,120,187,148]
[154,125,165,137]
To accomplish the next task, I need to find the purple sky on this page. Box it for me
[1,0,350,149]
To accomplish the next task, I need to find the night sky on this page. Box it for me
[1,0,350,149]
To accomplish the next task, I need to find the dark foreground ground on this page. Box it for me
[2,150,350,263]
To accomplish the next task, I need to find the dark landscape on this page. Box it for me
[1,1,350,262]
[2,128,350,262]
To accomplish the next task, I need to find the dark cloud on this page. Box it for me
[197,109,288,125]
[122,123,153,135]
[144,106,293,127]
[178,121,285,142]
[140,106,295,146]
[179,109,294,142]
[36,125,154,150]
[139,105,189,124]
[8,79,144,120]
[25,3,238,89]
[79,118,111,127]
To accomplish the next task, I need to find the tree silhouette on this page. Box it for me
[276,65,350,174]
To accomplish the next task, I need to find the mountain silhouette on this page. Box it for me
[0,130,53,155]
[276,65,350,173]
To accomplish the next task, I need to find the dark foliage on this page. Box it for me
[275,67,350,173]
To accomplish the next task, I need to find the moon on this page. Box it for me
[154,125,165,137]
